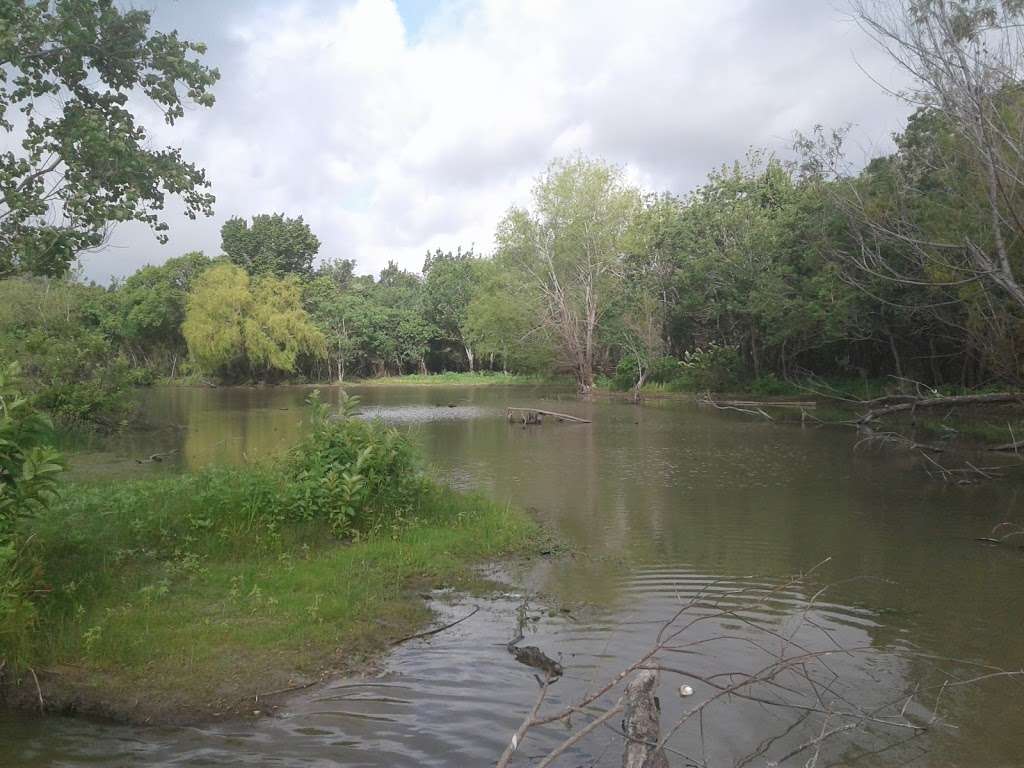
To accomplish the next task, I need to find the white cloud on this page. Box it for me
[88,0,914,283]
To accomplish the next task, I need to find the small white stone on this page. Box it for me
[679,684,694,697]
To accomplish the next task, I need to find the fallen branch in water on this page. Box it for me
[497,559,1024,767]
[135,449,178,464]
[858,393,1023,425]
[506,407,591,424]
[699,394,773,420]
[390,605,479,646]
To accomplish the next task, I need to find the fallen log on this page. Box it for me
[622,670,669,768]
[506,407,591,424]
[710,399,816,408]
[858,393,1023,424]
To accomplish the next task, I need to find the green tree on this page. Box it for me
[421,247,481,370]
[497,156,639,392]
[0,0,218,276]
[0,276,134,425]
[103,251,211,375]
[221,213,321,277]
[182,263,325,380]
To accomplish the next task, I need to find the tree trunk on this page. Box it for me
[465,344,475,372]
[887,331,904,383]
[622,670,668,768]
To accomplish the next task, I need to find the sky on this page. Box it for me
[84,0,914,283]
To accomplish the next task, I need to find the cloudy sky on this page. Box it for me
[88,0,914,283]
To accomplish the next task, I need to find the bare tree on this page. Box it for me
[837,1,1024,309]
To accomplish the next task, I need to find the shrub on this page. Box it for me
[678,343,742,391]
[0,361,65,664]
[612,355,682,390]
[282,392,424,536]
[0,363,65,537]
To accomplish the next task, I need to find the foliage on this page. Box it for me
[497,155,640,392]
[0,277,135,425]
[283,392,423,536]
[421,247,482,369]
[0,426,536,701]
[613,355,680,390]
[0,362,64,538]
[0,361,64,664]
[102,251,211,374]
[182,263,326,380]
[678,344,743,392]
[0,0,218,276]
[221,213,321,277]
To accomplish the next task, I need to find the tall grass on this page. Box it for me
[4,469,535,709]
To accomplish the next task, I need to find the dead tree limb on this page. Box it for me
[858,393,1022,424]
[622,670,669,768]
[506,407,591,424]
[390,606,479,646]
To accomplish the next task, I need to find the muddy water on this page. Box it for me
[2,384,1023,766]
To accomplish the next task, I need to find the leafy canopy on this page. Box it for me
[0,0,219,276]
[182,262,325,379]
[221,213,321,277]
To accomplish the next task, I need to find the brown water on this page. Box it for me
[2,384,1023,767]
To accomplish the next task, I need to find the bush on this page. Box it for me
[612,355,682,390]
[0,362,65,664]
[0,278,135,427]
[678,343,742,391]
[282,392,424,536]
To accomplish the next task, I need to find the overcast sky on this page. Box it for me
[86,0,913,283]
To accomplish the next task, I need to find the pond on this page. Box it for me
[2,384,1023,766]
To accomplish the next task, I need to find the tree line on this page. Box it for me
[3,0,1024,426]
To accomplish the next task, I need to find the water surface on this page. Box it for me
[3,384,1023,766]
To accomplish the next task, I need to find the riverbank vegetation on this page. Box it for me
[6,3,1024,433]
[0,386,538,719]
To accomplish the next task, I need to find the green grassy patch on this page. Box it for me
[4,469,538,720]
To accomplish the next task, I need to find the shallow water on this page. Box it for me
[3,384,1023,766]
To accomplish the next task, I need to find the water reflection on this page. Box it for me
[3,384,1022,766]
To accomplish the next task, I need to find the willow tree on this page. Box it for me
[497,156,639,393]
[182,263,324,380]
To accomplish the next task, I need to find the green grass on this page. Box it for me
[5,468,538,719]
[351,371,566,386]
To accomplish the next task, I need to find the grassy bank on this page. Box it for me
[1,469,537,722]
[1,391,541,722]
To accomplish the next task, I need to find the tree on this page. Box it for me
[497,156,639,392]
[465,261,553,373]
[421,247,481,370]
[0,276,134,425]
[0,0,218,277]
[840,2,1024,307]
[103,251,211,374]
[182,263,325,380]
[221,213,320,277]
[316,257,357,290]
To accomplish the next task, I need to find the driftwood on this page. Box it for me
[858,393,1022,424]
[390,606,479,646]
[622,670,669,768]
[711,399,816,409]
[135,449,178,464]
[988,440,1024,452]
[506,407,591,424]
